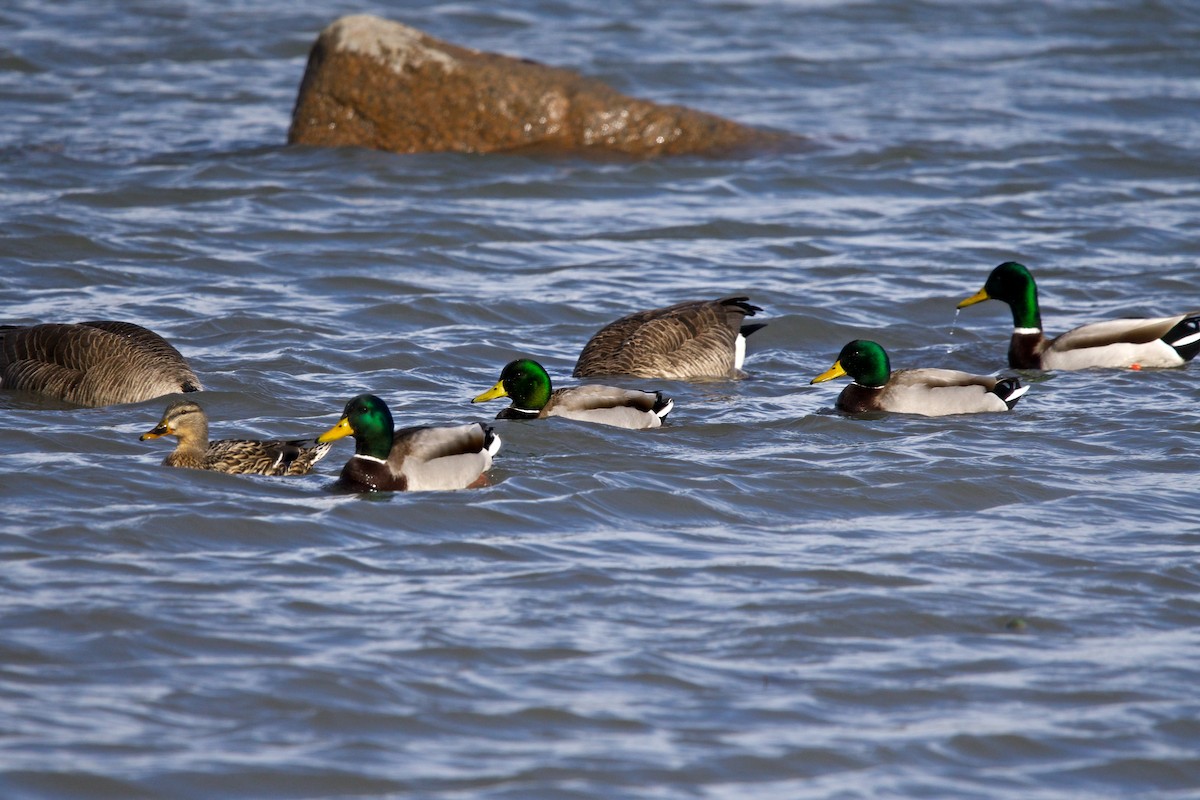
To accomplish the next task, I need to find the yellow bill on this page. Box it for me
[811,361,847,384]
[957,287,990,309]
[317,416,354,443]
[472,381,508,403]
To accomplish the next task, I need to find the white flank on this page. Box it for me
[1044,338,1182,369]
[734,333,747,369]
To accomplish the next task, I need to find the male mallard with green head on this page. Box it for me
[958,261,1200,370]
[140,400,329,475]
[474,358,672,429]
[573,296,765,380]
[811,340,1028,416]
[318,393,499,492]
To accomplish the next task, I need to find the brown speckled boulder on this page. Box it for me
[288,15,793,157]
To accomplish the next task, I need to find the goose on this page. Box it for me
[318,393,499,492]
[811,339,1028,416]
[1,320,200,406]
[958,261,1200,370]
[573,296,764,379]
[474,358,672,429]
[140,400,330,476]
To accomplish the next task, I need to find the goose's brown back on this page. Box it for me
[0,321,201,406]
[573,297,762,380]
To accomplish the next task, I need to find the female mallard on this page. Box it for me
[958,261,1200,370]
[1,320,201,406]
[811,340,1029,416]
[318,394,500,492]
[140,399,330,475]
[573,296,765,379]
[474,358,672,429]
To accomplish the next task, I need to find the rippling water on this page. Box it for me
[3,0,1200,797]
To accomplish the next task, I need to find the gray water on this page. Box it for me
[3,1,1200,798]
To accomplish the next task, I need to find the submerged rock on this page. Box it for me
[288,14,794,157]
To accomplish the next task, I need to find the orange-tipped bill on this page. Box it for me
[139,422,170,441]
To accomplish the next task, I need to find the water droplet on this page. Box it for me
[947,308,960,351]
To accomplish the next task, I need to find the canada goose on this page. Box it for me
[573,296,764,379]
[1,320,201,406]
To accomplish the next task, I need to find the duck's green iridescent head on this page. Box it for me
[958,261,1043,330]
[811,339,891,388]
[472,358,553,411]
[319,393,394,459]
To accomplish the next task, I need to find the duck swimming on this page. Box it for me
[811,340,1028,416]
[958,261,1200,370]
[318,393,500,492]
[140,400,329,476]
[474,358,672,429]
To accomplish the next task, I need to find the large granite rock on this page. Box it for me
[288,15,793,157]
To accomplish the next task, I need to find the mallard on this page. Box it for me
[958,261,1200,370]
[474,358,672,429]
[140,399,331,475]
[318,393,499,492]
[0,320,201,406]
[811,339,1029,416]
[573,296,765,379]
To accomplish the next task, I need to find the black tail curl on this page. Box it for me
[991,377,1028,410]
[1164,315,1200,362]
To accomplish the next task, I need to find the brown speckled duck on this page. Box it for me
[140,400,330,476]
